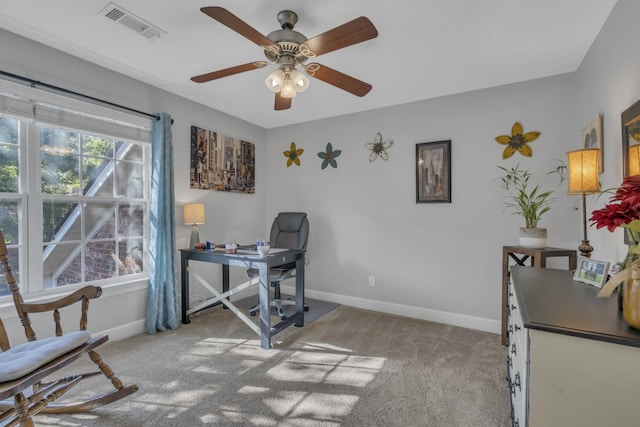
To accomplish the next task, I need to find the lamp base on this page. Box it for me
[189,225,200,249]
[578,240,593,258]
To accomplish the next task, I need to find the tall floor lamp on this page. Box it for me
[184,203,205,249]
[567,149,601,258]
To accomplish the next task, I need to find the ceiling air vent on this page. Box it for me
[99,2,166,39]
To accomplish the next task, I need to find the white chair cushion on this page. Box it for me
[0,330,91,383]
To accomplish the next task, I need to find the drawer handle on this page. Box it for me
[507,356,512,368]
[511,304,517,312]
[511,343,517,356]
[514,372,521,391]
[514,324,521,332]
[508,324,513,334]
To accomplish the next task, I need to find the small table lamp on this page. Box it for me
[567,149,601,258]
[184,203,205,249]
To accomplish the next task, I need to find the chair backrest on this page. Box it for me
[0,229,37,342]
[270,212,309,250]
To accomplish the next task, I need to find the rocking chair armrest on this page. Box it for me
[20,286,103,314]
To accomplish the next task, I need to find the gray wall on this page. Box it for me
[1,0,638,340]
[265,74,579,330]
[575,0,640,263]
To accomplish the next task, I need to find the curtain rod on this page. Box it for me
[0,69,161,121]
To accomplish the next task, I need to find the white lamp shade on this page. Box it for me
[567,149,600,194]
[630,144,640,176]
[184,203,205,225]
[265,69,285,93]
[289,69,310,93]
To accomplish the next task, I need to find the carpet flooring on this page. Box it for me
[35,304,510,426]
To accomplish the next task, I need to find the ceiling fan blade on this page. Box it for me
[191,62,267,83]
[200,7,276,50]
[305,63,372,97]
[300,17,378,58]
[275,93,292,111]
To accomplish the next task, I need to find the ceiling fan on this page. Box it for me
[190,7,378,111]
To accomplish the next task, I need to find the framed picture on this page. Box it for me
[622,98,640,177]
[582,113,603,174]
[416,140,451,203]
[190,126,256,194]
[573,256,610,288]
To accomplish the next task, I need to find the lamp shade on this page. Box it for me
[567,149,600,194]
[183,203,205,225]
[630,144,640,176]
[265,69,285,93]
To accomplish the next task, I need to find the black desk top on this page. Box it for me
[511,265,640,348]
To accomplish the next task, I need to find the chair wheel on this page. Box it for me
[249,311,256,317]
[280,315,287,321]
[304,306,309,312]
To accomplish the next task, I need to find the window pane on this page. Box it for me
[83,135,113,158]
[0,246,19,297]
[42,201,79,242]
[43,241,81,288]
[41,153,81,195]
[118,238,143,276]
[0,117,20,194]
[0,201,19,243]
[83,156,114,197]
[40,128,79,155]
[119,203,144,237]
[86,202,116,239]
[116,161,143,198]
[85,240,116,281]
[0,117,18,145]
[117,140,143,162]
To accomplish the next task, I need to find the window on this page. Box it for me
[0,81,151,296]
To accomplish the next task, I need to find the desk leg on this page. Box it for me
[222,265,230,309]
[295,254,305,328]
[258,263,271,349]
[181,252,190,324]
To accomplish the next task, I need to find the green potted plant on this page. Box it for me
[498,161,566,248]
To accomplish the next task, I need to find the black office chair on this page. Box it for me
[248,212,309,320]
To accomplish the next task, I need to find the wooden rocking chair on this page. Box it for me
[0,230,138,426]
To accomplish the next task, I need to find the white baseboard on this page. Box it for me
[281,285,501,335]
[103,319,146,342]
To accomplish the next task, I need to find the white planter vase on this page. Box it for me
[518,227,547,248]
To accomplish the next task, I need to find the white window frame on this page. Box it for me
[0,79,152,297]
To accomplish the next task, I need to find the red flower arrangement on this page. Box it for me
[589,175,640,233]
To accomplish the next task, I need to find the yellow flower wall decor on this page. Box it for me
[495,122,540,159]
[283,142,304,167]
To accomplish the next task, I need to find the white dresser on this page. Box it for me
[507,266,640,427]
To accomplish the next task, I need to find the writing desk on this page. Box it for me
[180,248,305,349]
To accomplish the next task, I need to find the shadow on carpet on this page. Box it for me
[232,294,339,323]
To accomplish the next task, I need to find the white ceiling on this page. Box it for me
[0,0,618,129]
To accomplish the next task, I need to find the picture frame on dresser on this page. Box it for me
[573,256,609,288]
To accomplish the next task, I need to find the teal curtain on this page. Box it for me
[146,112,179,333]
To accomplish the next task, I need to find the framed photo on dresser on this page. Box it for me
[573,256,609,288]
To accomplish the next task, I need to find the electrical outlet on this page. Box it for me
[368,275,375,286]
